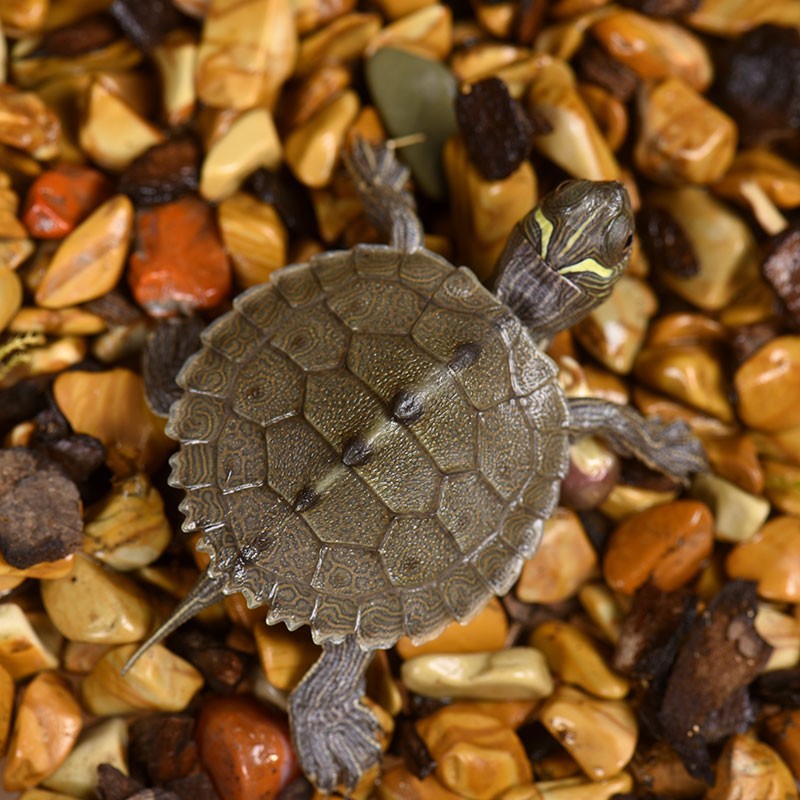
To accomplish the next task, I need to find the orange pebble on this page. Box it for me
[196,694,300,800]
[23,165,112,239]
[128,195,231,316]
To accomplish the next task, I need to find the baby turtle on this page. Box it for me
[128,140,707,793]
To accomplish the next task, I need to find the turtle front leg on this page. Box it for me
[288,635,380,794]
[567,397,708,484]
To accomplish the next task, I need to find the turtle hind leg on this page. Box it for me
[289,635,380,795]
[567,397,708,485]
[343,137,424,253]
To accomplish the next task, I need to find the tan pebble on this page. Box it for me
[417,707,533,799]
[632,386,736,440]
[295,13,382,77]
[592,11,712,90]
[81,643,203,715]
[377,765,463,800]
[0,87,60,159]
[200,108,282,201]
[756,604,800,671]
[686,0,800,36]
[9,307,106,337]
[690,471,770,543]
[446,700,539,730]
[40,554,153,644]
[540,685,637,781]
[647,186,759,311]
[284,90,360,187]
[630,741,708,798]
[516,508,597,604]
[536,772,633,799]
[578,583,624,645]
[600,482,679,522]
[374,0,437,19]
[82,475,172,571]
[451,43,531,84]
[0,238,34,272]
[444,135,537,282]
[752,424,800,470]
[635,77,736,185]
[196,0,297,109]
[0,0,47,34]
[0,662,12,754]
[0,266,22,334]
[218,192,288,288]
[726,515,800,602]
[254,622,320,691]
[53,368,173,475]
[34,195,132,309]
[293,0,358,34]
[765,710,800,784]
[2,672,82,791]
[578,83,628,152]
[19,790,80,800]
[366,649,404,717]
[735,337,800,432]
[0,554,74,580]
[715,149,800,215]
[278,65,352,132]
[0,603,59,679]
[365,5,453,60]
[764,459,800,516]
[531,621,629,700]
[573,275,657,375]
[634,343,734,423]
[528,58,620,181]
[41,719,128,799]
[61,641,111,674]
[496,786,543,800]
[707,734,798,800]
[702,435,764,495]
[312,187,363,243]
[151,30,197,127]
[79,78,163,171]
[402,648,554,701]
[397,597,508,659]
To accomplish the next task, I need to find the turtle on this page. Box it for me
[126,139,707,794]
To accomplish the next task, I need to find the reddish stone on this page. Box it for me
[196,694,299,800]
[23,165,113,239]
[128,195,231,316]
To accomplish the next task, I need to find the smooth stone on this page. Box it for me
[2,672,82,791]
[703,435,764,495]
[417,706,533,799]
[0,266,22,333]
[377,765,464,799]
[402,648,554,701]
[253,621,320,692]
[755,604,800,671]
[397,597,508,659]
[366,4,453,60]
[573,275,657,375]
[516,508,597,604]
[0,662,11,755]
[690,471,771,543]
[0,87,60,159]
[61,641,111,674]
[41,719,128,799]
[530,621,629,700]
[196,694,300,800]
[295,13,382,77]
[9,307,106,337]
[726,516,800,602]
[366,47,458,199]
[445,700,539,731]
[151,30,197,127]
[536,773,633,799]
[735,337,800,432]
[578,583,624,645]
[34,195,133,309]
[19,790,81,800]
[81,643,204,715]
[40,554,152,644]
[560,436,619,511]
[686,0,800,35]
[765,710,800,784]
[764,459,800,516]
[539,686,637,781]
[603,500,713,594]
[0,603,59,679]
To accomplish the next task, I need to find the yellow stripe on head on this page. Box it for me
[557,257,617,279]
[533,208,554,258]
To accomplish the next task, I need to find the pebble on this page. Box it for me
[646,187,759,311]
[686,0,800,35]
[377,765,463,800]
[128,195,232,316]
[516,508,598,604]
[284,90,360,188]
[535,773,633,800]
[755,604,800,671]
[578,583,624,645]
[397,597,508,659]
[0,662,11,754]
[81,643,204,716]
[296,13,382,77]
[365,4,453,60]
[218,192,288,288]
[61,641,110,674]
[34,195,133,309]
[0,87,60,160]
[577,83,628,152]
[53,368,174,476]
[2,671,82,791]
[196,694,300,800]
[82,475,172,571]
[151,30,197,127]
[366,47,458,199]
[0,266,22,334]
[703,435,764,495]
[765,710,800,783]
[196,0,297,110]
[539,685,637,781]
[602,500,713,594]
[40,554,153,644]
[706,734,798,800]
[417,706,533,799]
[530,620,629,700]
[560,436,619,511]
[573,275,657,375]
[200,108,282,201]
[690,471,771,543]
[41,718,128,799]
[23,164,112,239]
[764,459,800,516]
[401,648,554,701]
[726,515,800,602]
[0,603,59,680]
[9,306,106,337]
[254,622,320,692]
[735,337,800,432]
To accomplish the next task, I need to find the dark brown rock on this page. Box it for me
[754,667,800,709]
[130,714,203,786]
[516,0,550,44]
[168,627,249,694]
[247,166,318,238]
[395,715,436,780]
[165,771,221,800]
[38,13,121,57]
[110,0,183,50]
[119,137,200,207]
[638,205,698,279]
[762,225,800,323]
[619,0,699,16]
[576,42,639,102]
[97,763,147,800]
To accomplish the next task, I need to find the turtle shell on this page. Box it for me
[168,243,569,650]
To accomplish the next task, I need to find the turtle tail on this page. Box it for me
[121,571,225,674]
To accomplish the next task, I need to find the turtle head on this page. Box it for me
[493,179,634,338]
